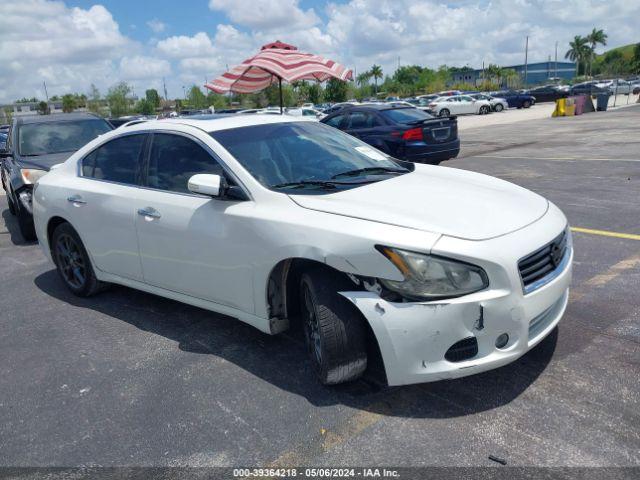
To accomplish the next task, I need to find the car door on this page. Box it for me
[134,131,255,312]
[457,96,475,114]
[444,97,459,114]
[66,133,147,280]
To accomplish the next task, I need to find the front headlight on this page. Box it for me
[376,246,489,301]
[20,168,48,185]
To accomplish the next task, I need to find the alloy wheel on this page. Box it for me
[302,283,322,365]
[55,233,87,289]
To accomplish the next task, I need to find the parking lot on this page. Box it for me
[1,105,639,469]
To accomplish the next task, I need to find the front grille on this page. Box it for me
[444,337,478,362]
[518,229,568,293]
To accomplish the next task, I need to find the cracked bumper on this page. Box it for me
[340,246,572,387]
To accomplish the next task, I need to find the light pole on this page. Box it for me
[524,35,529,87]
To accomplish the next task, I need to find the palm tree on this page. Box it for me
[586,28,608,78]
[370,65,383,95]
[565,35,589,77]
[356,71,371,87]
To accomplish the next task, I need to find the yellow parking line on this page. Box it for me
[571,227,640,241]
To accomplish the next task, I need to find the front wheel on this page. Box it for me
[300,268,367,385]
[479,105,490,115]
[438,108,450,117]
[523,100,531,108]
[52,222,107,297]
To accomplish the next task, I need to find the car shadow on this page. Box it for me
[1,207,37,246]
[34,269,557,419]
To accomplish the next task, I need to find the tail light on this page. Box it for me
[402,128,423,141]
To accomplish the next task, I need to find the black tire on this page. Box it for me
[299,268,367,385]
[523,100,531,108]
[51,222,107,297]
[439,108,450,117]
[494,103,504,112]
[479,105,490,115]
[15,196,36,241]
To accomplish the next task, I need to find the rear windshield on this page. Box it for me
[18,119,112,156]
[380,108,433,124]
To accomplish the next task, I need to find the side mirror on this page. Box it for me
[188,174,227,198]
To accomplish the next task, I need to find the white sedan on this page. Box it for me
[469,93,509,112]
[428,95,493,116]
[33,116,572,386]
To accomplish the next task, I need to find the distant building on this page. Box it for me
[0,101,88,119]
[451,61,576,87]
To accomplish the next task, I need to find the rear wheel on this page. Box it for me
[52,222,107,297]
[494,103,504,112]
[438,108,450,117]
[479,105,490,115]
[523,100,531,108]
[300,268,367,385]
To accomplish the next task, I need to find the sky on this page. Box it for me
[1,0,639,103]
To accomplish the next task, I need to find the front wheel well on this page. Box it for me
[266,258,388,385]
[46,216,70,255]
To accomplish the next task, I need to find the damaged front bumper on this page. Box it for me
[340,244,572,387]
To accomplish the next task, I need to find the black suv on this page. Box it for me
[1,113,112,240]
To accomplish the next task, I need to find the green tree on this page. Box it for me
[50,95,60,101]
[61,94,77,113]
[307,83,323,104]
[324,78,348,103]
[145,89,161,109]
[586,28,607,77]
[565,35,590,77]
[187,85,207,109]
[369,65,383,94]
[634,43,640,73]
[206,91,228,110]
[135,98,154,115]
[87,84,102,115]
[37,101,50,115]
[106,82,132,117]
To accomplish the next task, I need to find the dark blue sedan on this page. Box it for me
[320,104,459,165]
[491,90,536,108]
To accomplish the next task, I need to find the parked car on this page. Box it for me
[491,90,536,108]
[32,115,572,386]
[436,90,462,97]
[632,83,640,95]
[0,113,113,240]
[285,107,326,119]
[526,85,569,103]
[0,131,7,151]
[569,83,610,96]
[427,95,492,117]
[601,79,632,95]
[321,104,459,164]
[469,93,509,112]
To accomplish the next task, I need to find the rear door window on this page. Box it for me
[82,134,146,185]
[344,112,378,129]
[324,114,345,128]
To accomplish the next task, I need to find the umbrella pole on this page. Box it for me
[279,77,283,114]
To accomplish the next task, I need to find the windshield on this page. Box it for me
[18,119,113,156]
[210,122,408,193]
[380,108,433,124]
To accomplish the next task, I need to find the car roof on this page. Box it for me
[118,114,317,133]
[15,112,104,126]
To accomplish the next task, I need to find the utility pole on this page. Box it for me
[163,77,168,100]
[524,35,529,87]
[43,81,49,102]
[397,56,401,71]
[554,41,558,80]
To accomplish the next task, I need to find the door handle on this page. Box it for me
[137,207,161,219]
[67,194,86,205]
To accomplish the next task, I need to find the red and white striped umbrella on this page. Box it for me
[204,41,352,109]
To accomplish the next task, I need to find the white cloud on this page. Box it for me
[2,0,640,103]
[147,18,166,33]
[209,0,319,31]
[120,56,171,80]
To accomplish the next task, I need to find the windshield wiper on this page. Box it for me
[271,180,339,190]
[331,166,408,179]
[20,153,43,157]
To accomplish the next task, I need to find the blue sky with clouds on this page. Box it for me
[1,0,638,103]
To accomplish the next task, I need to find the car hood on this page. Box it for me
[17,151,75,171]
[289,165,549,241]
